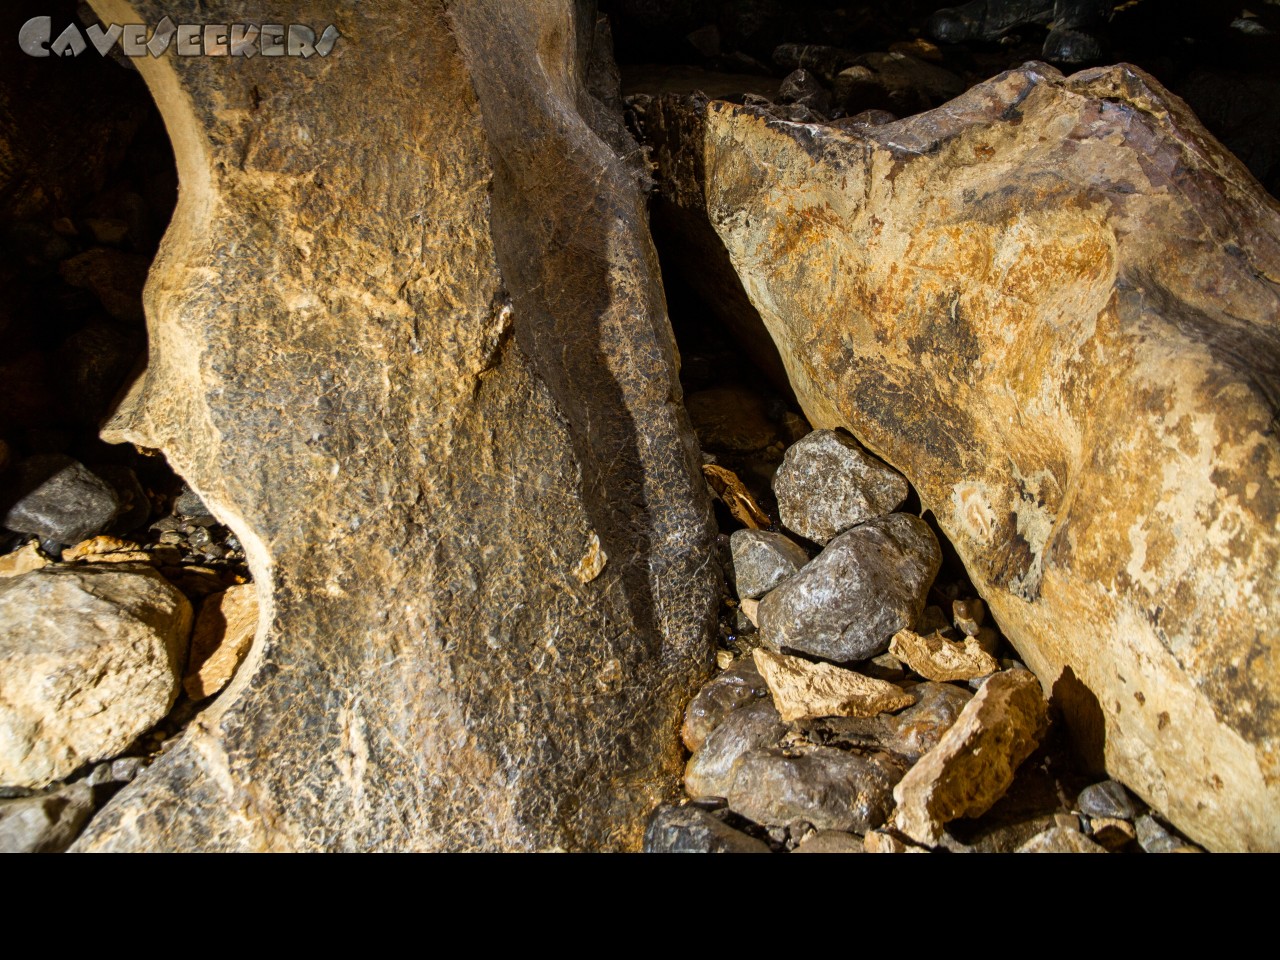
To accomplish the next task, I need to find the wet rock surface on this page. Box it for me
[682,657,772,753]
[643,804,770,854]
[686,699,788,799]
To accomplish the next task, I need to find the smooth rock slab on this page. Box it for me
[753,648,915,723]
[682,658,772,753]
[728,745,905,834]
[649,61,1280,852]
[1,455,119,545]
[685,699,788,799]
[0,565,192,788]
[773,430,908,544]
[643,804,770,854]
[731,529,810,600]
[758,513,941,662]
[892,669,1048,847]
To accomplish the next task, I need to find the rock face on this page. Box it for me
[758,513,941,662]
[0,565,192,788]
[773,430,908,544]
[649,63,1280,851]
[72,1,718,851]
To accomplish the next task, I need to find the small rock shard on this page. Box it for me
[892,669,1048,847]
[703,463,771,529]
[572,531,608,584]
[731,528,810,600]
[753,648,915,723]
[62,536,149,564]
[0,542,48,578]
[739,598,759,627]
[773,430,908,544]
[889,628,999,682]
[643,804,770,854]
[183,584,260,701]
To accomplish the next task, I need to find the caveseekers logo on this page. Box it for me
[19,15,341,58]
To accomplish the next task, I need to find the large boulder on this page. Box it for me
[648,63,1280,851]
[71,1,718,851]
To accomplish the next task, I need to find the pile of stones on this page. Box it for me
[645,429,1201,853]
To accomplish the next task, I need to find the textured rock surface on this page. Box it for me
[813,681,972,763]
[730,529,809,600]
[753,648,915,723]
[643,804,770,854]
[649,62,1280,851]
[0,565,192,788]
[685,699,788,799]
[183,585,260,701]
[1,455,119,544]
[758,513,941,662]
[889,628,999,682]
[682,658,772,753]
[1077,779,1138,821]
[729,745,904,833]
[0,782,95,854]
[792,829,864,853]
[73,1,718,852]
[0,542,48,578]
[1016,826,1107,854]
[892,670,1048,846]
[773,430,908,544]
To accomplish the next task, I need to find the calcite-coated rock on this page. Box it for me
[183,585,260,701]
[0,565,192,788]
[2,455,119,545]
[681,658,772,752]
[1016,826,1108,854]
[72,1,718,852]
[649,62,1280,851]
[730,529,810,600]
[889,628,999,682]
[758,513,941,662]
[730,745,904,834]
[643,804,770,854]
[685,700,788,799]
[892,670,1048,846]
[773,430,908,544]
[0,782,95,854]
[753,648,915,723]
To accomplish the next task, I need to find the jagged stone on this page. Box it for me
[72,1,718,852]
[889,628,1000,682]
[812,680,973,763]
[0,782,95,854]
[1,455,119,545]
[1017,826,1108,854]
[753,648,915,723]
[892,670,1048,847]
[183,584,259,701]
[731,529,810,600]
[647,62,1280,852]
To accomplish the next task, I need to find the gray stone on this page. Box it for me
[681,658,772,752]
[730,529,810,600]
[173,484,213,520]
[1,455,120,544]
[0,781,95,853]
[1136,814,1185,853]
[729,745,905,834]
[643,804,770,853]
[1077,780,1138,821]
[811,681,972,763]
[759,513,941,662]
[0,565,192,787]
[773,430,909,544]
[95,466,151,535]
[686,700,787,799]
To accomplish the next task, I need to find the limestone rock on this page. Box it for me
[648,62,1280,852]
[62,536,150,565]
[753,648,915,723]
[889,628,1000,682]
[0,542,48,578]
[758,513,941,662]
[71,2,718,852]
[1016,826,1108,854]
[773,430,908,544]
[731,529,809,600]
[0,782,95,854]
[183,585,260,701]
[643,804,770,854]
[728,745,905,834]
[792,829,864,854]
[681,658,772,753]
[685,700,788,799]
[1,455,119,545]
[0,565,192,788]
[863,829,927,853]
[892,669,1048,847]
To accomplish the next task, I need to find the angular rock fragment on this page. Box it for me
[889,628,999,682]
[814,681,973,763]
[892,670,1048,847]
[643,804,770,854]
[1016,826,1107,854]
[183,584,260,701]
[758,513,940,662]
[0,541,47,578]
[1077,780,1138,821]
[685,700,788,799]
[62,536,150,564]
[0,565,192,787]
[753,648,915,723]
[648,61,1280,852]
[2,455,119,545]
[682,658,772,752]
[0,782,95,854]
[728,745,905,834]
[731,529,809,600]
[1087,817,1137,850]
[773,430,908,544]
[792,829,863,854]
[952,598,985,637]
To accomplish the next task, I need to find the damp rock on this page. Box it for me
[681,657,772,752]
[643,804,770,854]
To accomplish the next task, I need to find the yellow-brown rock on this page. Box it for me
[183,585,259,701]
[889,628,999,682]
[753,648,915,723]
[0,542,48,578]
[649,63,1280,852]
[72,1,718,852]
